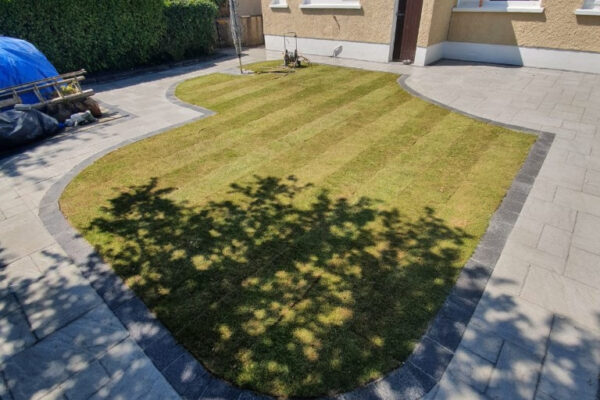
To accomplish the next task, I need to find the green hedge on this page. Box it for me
[0,0,218,74]
[160,0,218,62]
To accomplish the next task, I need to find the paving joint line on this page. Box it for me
[532,314,557,399]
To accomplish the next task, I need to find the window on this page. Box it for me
[576,0,600,15]
[299,0,361,10]
[269,0,288,8]
[454,0,544,13]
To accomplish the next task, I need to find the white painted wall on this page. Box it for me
[414,41,600,74]
[265,35,391,63]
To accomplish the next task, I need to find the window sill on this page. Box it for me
[453,6,544,13]
[575,8,600,15]
[299,3,362,10]
[269,1,289,8]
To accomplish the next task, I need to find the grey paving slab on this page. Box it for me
[0,293,19,318]
[511,215,544,247]
[537,317,600,400]
[459,322,504,364]
[564,246,600,289]
[503,239,566,275]
[486,342,543,400]
[471,293,553,358]
[486,253,530,297]
[434,372,490,400]
[573,212,600,255]
[378,363,437,400]
[0,374,9,400]
[443,345,494,393]
[553,134,593,155]
[563,120,597,135]
[520,197,577,233]
[28,244,72,273]
[0,256,41,296]
[2,305,128,400]
[556,186,600,217]
[90,355,179,400]
[0,212,54,266]
[98,338,147,378]
[537,225,571,259]
[521,265,600,331]
[408,336,455,381]
[13,264,102,339]
[583,169,600,196]
[0,305,35,364]
[55,360,111,400]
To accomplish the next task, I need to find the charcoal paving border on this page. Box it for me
[39,73,554,400]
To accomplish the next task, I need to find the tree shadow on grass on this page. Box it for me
[86,175,472,397]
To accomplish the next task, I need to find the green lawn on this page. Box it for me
[61,62,535,397]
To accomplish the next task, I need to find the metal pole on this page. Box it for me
[228,0,243,74]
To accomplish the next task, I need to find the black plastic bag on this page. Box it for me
[0,109,61,150]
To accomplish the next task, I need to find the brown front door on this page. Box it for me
[392,0,424,63]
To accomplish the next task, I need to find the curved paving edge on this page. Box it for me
[38,71,553,400]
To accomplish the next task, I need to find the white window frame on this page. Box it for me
[269,0,289,9]
[454,0,544,13]
[299,0,362,10]
[575,0,600,15]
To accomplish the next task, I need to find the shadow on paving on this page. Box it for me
[0,244,182,400]
[89,51,237,93]
[445,282,600,400]
[84,174,474,397]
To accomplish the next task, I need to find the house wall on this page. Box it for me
[414,0,600,73]
[448,0,600,53]
[262,0,395,44]
[261,0,397,62]
[417,0,455,47]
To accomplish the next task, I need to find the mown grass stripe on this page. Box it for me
[201,66,341,111]
[256,85,414,180]
[177,65,350,109]
[168,71,390,168]
[169,74,401,201]
[290,100,443,206]
[88,68,365,187]
[440,130,536,233]
[360,115,497,215]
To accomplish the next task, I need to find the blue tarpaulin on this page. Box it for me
[0,37,59,104]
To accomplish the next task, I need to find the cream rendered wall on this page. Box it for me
[261,0,396,45]
[448,0,600,53]
[417,0,455,47]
